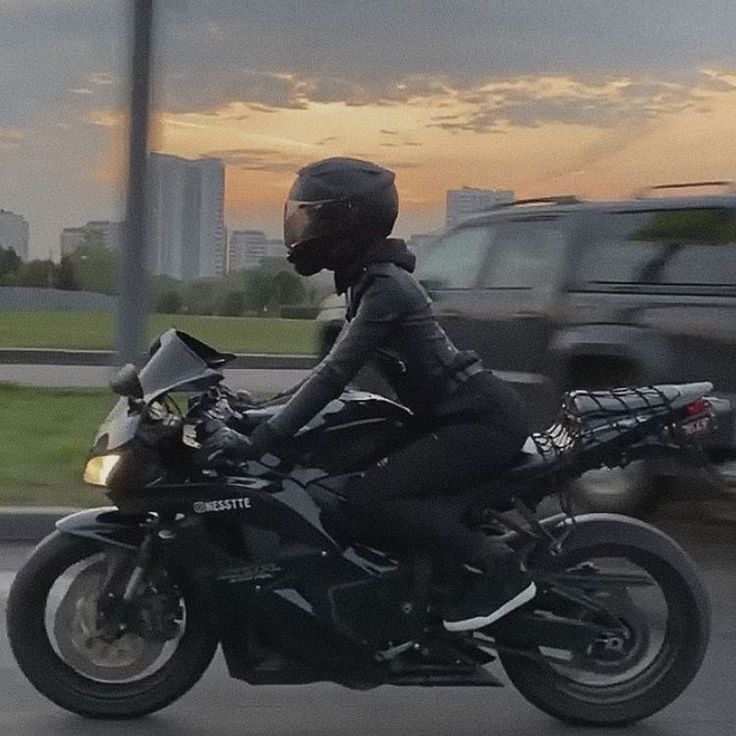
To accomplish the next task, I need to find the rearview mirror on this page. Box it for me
[110,363,144,399]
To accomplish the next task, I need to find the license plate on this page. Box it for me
[679,415,712,437]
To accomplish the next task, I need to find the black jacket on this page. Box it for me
[266,239,529,439]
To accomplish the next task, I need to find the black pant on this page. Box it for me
[342,419,527,565]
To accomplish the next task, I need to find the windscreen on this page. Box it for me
[93,329,227,451]
[138,329,226,402]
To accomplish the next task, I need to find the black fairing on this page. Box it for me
[265,391,414,473]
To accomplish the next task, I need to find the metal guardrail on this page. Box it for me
[0,349,318,370]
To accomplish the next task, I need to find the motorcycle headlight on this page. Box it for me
[83,454,121,487]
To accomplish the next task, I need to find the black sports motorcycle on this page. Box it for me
[6,329,730,725]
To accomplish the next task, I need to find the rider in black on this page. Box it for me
[204,157,536,631]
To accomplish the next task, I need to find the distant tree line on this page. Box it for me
[0,243,332,319]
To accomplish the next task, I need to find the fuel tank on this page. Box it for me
[256,390,414,474]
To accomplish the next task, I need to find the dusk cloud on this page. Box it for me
[202,147,304,172]
[0,129,26,148]
[3,0,736,258]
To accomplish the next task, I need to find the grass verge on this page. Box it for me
[0,311,320,354]
[0,385,115,507]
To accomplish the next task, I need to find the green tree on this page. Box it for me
[156,289,183,314]
[240,270,273,313]
[271,269,306,305]
[0,246,21,281]
[219,290,246,316]
[181,277,219,315]
[66,244,119,294]
[17,260,57,288]
[57,256,79,290]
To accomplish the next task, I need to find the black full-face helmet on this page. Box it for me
[283,157,398,275]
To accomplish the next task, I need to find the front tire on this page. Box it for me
[498,529,710,726]
[6,532,219,719]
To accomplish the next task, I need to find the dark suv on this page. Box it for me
[318,183,736,512]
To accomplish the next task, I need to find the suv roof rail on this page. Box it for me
[494,195,583,209]
[634,181,736,198]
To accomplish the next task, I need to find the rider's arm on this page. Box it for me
[258,321,350,407]
[260,273,403,440]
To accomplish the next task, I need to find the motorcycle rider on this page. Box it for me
[202,157,536,631]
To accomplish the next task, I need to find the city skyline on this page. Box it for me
[3,179,500,269]
[3,2,736,260]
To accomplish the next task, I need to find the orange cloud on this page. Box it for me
[86,69,736,232]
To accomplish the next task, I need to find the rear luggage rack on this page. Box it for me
[529,385,678,474]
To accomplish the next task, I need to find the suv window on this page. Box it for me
[579,208,736,286]
[480,218,566,289]
[414,224,491,288]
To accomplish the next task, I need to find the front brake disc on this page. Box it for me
[52,559,165,682]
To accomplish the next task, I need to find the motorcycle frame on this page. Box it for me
[55,462,704,689]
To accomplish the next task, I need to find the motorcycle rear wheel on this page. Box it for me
[6,531,218,719]
[498,538,709,726]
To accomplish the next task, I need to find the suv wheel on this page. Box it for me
[569,461,659,516]
[565,361,659,516]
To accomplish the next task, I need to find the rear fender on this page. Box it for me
[505,513,709,618]
[543,513,699,569]
[55,507,152,550]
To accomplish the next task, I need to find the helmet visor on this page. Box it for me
[283,198,350,248]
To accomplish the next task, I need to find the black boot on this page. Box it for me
[442,544,536,632]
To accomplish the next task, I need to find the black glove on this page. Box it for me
[187,418,288,467]
[249,421,288,458]
[188,419,256,467]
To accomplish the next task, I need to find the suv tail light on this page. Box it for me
[684,398,711,416]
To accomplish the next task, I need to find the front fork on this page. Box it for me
[96,517,174,641]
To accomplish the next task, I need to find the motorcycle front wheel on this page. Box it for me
[497,531,710,726]
[6,531,218,719]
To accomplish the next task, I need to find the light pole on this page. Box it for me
[118,0,155,365]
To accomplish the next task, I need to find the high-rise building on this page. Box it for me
[147,153,226,280]
[0,209,29,261]
[445,188,514,227]
[60,220,125,257]
[60,228,86,257]
[87,221,125,251]
[229,230,284,272]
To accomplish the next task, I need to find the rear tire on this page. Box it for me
[6,532,219,719]
[498,538,710,726]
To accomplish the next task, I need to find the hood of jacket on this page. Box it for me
[334,237,416,294]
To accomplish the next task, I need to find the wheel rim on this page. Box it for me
[46,553,186,683]
[534,550,687,703]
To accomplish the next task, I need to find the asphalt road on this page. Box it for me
[0,364,309,394]
[1,519,735,735]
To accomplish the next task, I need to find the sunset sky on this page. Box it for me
[3,0,736,259]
